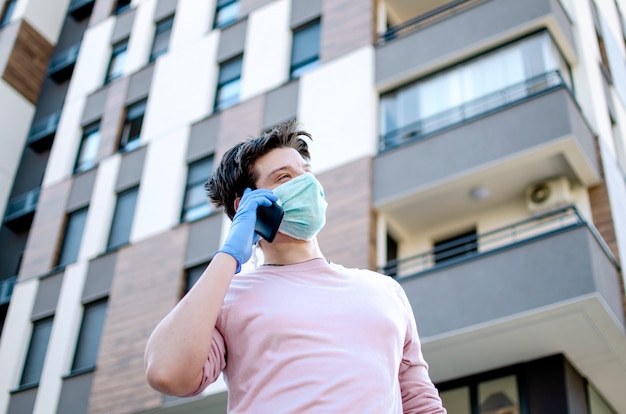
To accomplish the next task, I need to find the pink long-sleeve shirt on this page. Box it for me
[189,258,446,413]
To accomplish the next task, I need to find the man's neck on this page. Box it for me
[261,235,324,266]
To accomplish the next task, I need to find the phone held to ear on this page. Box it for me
[255,200,284,242]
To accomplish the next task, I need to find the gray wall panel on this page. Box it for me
[32,271,64,319]
[111,8,136,44]
[185,214,223,267]
[34,79,69,119]
[82,253,117,302]
[67,170,97,211]
[56,372,94,414]
[188,115,220,162]
[125,65,154,105]
[262,80,298,130]
[154,0,178,21]
[82,88,108,125]
[217,19,247,62]
[7,387,37,414]
[10,148,48,196]
[55,16,88,51]
[0,228,27,279]
[291,0,321,27]
[115,146,147,192]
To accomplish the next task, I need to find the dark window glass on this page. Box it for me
[434,229,477,264]
[56,207,89,268]
[0,0,17,27]
[182,156,213,222]
[71,299,108,373]
[215,56,242,111]
[150,15,174,62]
[105,40,128,84]
[118,99,146,152]
[113,0,130,14]
[383,233,399,276]
[107,186,139,250]
[74,123,100,173]
[290,20,321,78]
[20,316,54,387]
[184,263,207,295]
[213,0,238,29]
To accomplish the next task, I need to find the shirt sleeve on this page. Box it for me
[395,283,447,414]
[181,327,227,397]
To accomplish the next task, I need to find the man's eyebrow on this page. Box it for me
[267,162,312,178]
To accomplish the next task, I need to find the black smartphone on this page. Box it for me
[255,200,284,242]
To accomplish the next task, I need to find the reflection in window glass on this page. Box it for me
[105,40,128,84]
[150,15,174,61]
[20,317,54,387]
[215,57,242,111]
[290,20,321,78]
[478,375,520,414]
[214,0,238,29]
[182,156,214,222]
[75,123,101,173]
[440,387,471,414]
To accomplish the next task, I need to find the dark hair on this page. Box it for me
[205,120,312,219]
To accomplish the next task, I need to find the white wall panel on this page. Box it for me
[0,84,34,219]
[132,127,188,241]
[22,0,71,43]
[141,33,218,142]
[66,19,115,102]
[126,0,157,74]
[298,46,377,174]
[42,97,85,187]
[0,278,39,414]
[81,155,121,259]
[32,261,87,414]
[172,0,214,50]
[240,0,290,100]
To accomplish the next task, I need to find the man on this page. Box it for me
[144,121,446,413]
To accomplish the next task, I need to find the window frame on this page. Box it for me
[106,186,139,251]
[104,39,129,84]
[213,0,238,29]
[214,55,243,111]
[74,122,101,173]
[183,262,208,296]
[0,0,17,27]
[56,207,89,269]
[113,0,131,15]
[149,15,174,62]
[433,228,478,264]
[69,298,108,375]
[290,19,321,79]
[181,155,214,222]
[118,99,147,153]
[19,316,54,389]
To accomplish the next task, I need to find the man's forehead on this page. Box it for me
[254,148,308,175]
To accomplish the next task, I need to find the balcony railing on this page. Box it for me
[3,187,40,231]
[380,206,618,279]
[0,276,17,306]
[377,0,482,45]
[48,43,80,82]
[27,111,61,152]
[379,70,565,152]
[68,0,95,20]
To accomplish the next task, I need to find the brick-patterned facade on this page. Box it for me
[320,0,374,63]
[96,77,131,160]
[87,226,189,414]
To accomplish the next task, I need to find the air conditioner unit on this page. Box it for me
[526,176,573,214]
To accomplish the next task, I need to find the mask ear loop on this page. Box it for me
[251,240,261,268]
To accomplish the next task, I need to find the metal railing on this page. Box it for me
[27,111,61,144]
[379,206,618,280]
[4,187,41,223]
[379,70,565,152]
[48,43,80,75]
[0,276,17,305]
[68,0,94,12]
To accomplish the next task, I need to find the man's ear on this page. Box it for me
[233,197,241,212]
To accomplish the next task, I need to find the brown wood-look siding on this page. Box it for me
[96,77,130,161]
[317,157,374,270]
[87,226,189,414]
[2,20,53,104]
[320,0,374,63]
[18,180,73,281]
[217,95,264,158]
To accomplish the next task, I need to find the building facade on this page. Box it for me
[0,0,625,412]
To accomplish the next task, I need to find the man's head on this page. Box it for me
[206,120,312,219]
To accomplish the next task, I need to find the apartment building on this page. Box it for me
[0,0,625,412]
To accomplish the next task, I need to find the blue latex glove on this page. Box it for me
[217,188,277,273]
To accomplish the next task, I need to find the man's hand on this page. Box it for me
[218,188,277,272]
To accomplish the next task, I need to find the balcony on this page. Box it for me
[48,43,80,83]
[376,0,576,89]
[386,207,626,410]
[26,111,61,152]
[67,0,95,21]
[373,74,600,230]
[0,276,17,306]
[3,187,40,232]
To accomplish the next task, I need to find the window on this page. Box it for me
[56,207,89,268]
[74,123,100,173]
[440,375,520,414]
[184,263,207,296]
[433,229,477,264]
[118,100,146,152]
[104,40,128,84]
[113,0,130,15]
[150,15,174,62]
[70,299,108,374]
[107,186,138,250]
[379,32,570,149]
[213,0,238,29]
[383,232,399,276]
[19,316,54,388]
[0,0,17,27]
[182,156,214,222]
[215,56,242,111]
[290,20,321,78]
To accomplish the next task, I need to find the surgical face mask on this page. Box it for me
[272,172,327,240]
